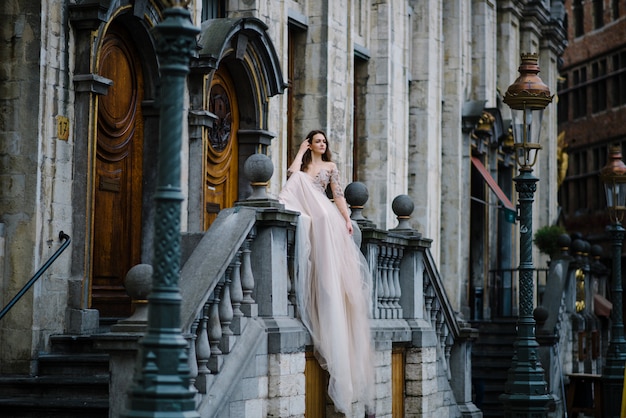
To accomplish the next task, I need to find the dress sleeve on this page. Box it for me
[329,167,344,198]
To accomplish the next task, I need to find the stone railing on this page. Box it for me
[351,189,463,378]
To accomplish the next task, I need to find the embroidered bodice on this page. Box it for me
[309,167,344,198]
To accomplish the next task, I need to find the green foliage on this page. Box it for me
[533,225,567,258]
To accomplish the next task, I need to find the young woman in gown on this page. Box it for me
[278,130,375,416]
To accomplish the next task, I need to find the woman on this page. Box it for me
[279,130,375,416]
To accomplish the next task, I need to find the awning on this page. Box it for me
[471,156,515,213]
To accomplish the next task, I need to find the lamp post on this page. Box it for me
[123,2,200,417]
[499,53,554,417]
[600,144,626,417]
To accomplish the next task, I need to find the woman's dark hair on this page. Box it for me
[301,129,332,171]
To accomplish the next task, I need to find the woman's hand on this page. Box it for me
[298,139,310,154]
[346,219,354,235]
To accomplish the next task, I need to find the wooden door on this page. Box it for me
[305,351,328,417]
[91,22,144,318]
[392,345,406,417]
[204,68,239,228]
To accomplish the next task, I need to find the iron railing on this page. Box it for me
[0,231,71,321]
[487,267,549,318]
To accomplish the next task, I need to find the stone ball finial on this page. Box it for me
[244,153,274,199]
[345,182,369,221]
[533,306,549,327]
[345,182,369,206]
[557,233,571,251]
[591,244,603,259]
[571,239,585,255]
[125,263,153,301]
[112,263,153,331]
[582,240,591,255]
[392,194,414,230]
[392,194,414,217]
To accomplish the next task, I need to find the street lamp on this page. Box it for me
[600,144,626,417]
[500,53,554,417]
[123,2,200,417]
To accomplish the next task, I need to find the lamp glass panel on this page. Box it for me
[510,108,525,144]
[605,181,626,217]
[605,182,616,209]
[616,181,626,208]
[529,108,544,144]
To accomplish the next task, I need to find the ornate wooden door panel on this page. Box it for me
[92,22,144,318]
[204,68,239,228]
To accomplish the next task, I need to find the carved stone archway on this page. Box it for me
[187,17,286,231]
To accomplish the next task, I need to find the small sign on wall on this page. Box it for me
[56,115,69,141]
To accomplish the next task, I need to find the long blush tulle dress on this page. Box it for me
[279,168,375,415]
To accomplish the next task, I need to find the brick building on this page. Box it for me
[558,0,626,241]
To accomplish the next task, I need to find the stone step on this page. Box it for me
[0,374,109,397]
[471,320,518,417]
[0,396,108,418]
[37,353,110,376]
[0,348,110,418]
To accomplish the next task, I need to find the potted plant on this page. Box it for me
[533,225,567,259]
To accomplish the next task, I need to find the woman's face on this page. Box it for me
[309,133,327,155]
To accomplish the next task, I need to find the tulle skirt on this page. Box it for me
[278,171,375,415]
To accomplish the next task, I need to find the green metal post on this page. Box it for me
[500,168,553,417]
[123,4,200,417]
[603,223,626,417]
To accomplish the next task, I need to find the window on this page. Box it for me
[612,52,626,107]
[573,0,584,37]
[202,0,226,21]
[353,54,369,181]
[613,0,620,20]
[591,60,607,113]
[286,19,307,166]
[558,77,569,123]
[573,68,587,119]
[593,0,603,29]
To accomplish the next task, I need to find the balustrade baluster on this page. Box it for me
[444,331,452,380]
[230,252,243,319]
[188,318,199,389]
[208,288,224,373]
[430,297,440,326]
[220,268,234,337]
[392,247,402,314]
[386,246,396,315]
[287,230,296,309]
[241,233,256,305]
[195,302,211,393]
[380,245,391,318]
[208,288,223,356]
[377,246,386,316]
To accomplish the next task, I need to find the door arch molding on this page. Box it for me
[186,17,286,229]
[69,4,161,318]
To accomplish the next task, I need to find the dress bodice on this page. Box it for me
[309,167,341,195]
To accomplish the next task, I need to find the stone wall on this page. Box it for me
[0,0,74,373]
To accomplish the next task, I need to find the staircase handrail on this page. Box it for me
[0,231,71,321]
[180,207,257,330]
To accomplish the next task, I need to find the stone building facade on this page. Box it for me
[0,0,567,416]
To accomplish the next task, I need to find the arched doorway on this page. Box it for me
[204,68,239,229]
[91,21,144,318]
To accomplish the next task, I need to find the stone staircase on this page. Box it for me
[0,335,109,418]
[471,318,517,417]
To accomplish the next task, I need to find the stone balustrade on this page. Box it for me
[107,153,479,417]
